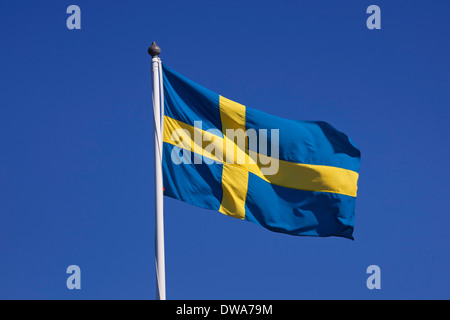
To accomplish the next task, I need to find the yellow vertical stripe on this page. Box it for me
[219,164,249,219]
[219,96,249,219]
[219,96,246,133]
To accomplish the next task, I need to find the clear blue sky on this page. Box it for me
[1,0,449,299]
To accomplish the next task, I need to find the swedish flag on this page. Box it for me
[161,64,360,239]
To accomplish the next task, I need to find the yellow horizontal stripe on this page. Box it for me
[163,115,223,163]
[162,115,359,197]
[247,154,358,197]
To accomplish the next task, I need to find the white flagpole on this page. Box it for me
[148,42,166,300]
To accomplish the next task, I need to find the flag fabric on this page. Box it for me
[161,64,361,239]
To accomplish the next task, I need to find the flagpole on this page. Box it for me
[148,41,166,300]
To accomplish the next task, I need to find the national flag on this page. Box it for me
[161,64,360,239]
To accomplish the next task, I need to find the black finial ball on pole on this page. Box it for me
[148,42,161,57]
